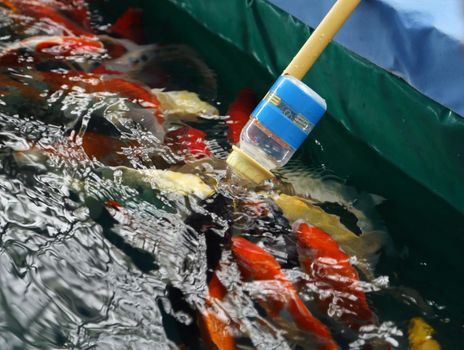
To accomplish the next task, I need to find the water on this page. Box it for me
[0,1,462,349]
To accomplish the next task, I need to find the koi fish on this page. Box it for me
[100,166,215,200]
[271,194,386,277]
[231,236,339,350]
[408,318,441,350]
[105,199,123,210]
[199,272,236,350]
[295,222,377,331]
[1,0,93,36]
[109,7,145,44]
[39,70,163,123]
[0,36,105,66]
[81,131,140,166]
[226,88,256,144]
[53,0,92,31]
[152,89,219,120]
[165,125,211,159]
[33,36,103,56]
[21,131,137,167]
[98,44,217,99]
[22,0,93,31]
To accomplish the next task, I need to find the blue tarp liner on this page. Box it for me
[268,0,464,118]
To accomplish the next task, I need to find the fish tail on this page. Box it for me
[199,273,236,350]
[288,297,340,350]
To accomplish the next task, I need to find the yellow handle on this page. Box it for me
[283,0,361,79]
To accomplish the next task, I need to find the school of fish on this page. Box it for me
[0,1,442,349]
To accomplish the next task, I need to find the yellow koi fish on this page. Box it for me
[409,318,441,350]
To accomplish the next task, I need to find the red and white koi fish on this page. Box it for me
[231,236,339,350]
[226,88,256,145]
[0,36,105,66]
[295,222,377,331]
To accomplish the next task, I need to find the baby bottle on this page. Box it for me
[227,75,326,183]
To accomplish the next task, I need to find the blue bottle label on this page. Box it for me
[250,76,327,150]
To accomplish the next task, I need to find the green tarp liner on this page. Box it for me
[96,0,464,343]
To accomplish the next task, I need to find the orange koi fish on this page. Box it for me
[231,236,339,350]
[226,88,256,144]
[92,64,122,75]
[109,7,145,44]
[295,223,377,330]
[27,132,138,166]
[81,131,140,166]
[39,70,162,120]
[1,0,93,36]
[165,125,211,159]
[199,272,236,350]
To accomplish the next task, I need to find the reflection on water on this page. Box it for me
[0,1,458,349]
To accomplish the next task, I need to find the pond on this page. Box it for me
[0,1,462,349]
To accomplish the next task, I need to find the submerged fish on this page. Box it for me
[296,222,377,331]
[39,70,164,123]
[0,35,105,66]
[81,131,140,166]
[408,318,441,350]
[100,166,215,200]
[165,125,211,160]
[199,272,236,350]
[98,44,217,99]
[108,7,145,44]
[0,2,409,348]
[231,236,339,350]
[272,194,386,276]
[0,0,93,36]
[226,87,256,144]
[152,89,219,120]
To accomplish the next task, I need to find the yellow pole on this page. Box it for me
[283,0,361,79]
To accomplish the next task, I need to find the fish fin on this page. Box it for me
[110,7,145,43]
[287,297,339,350]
